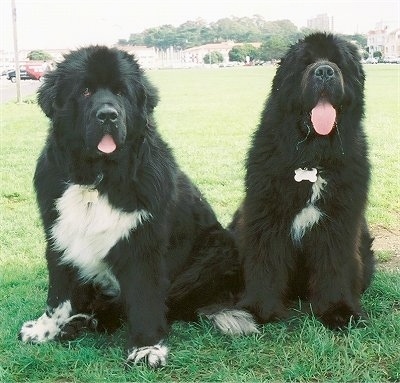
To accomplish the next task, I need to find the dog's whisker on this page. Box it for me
[296,122,311,150]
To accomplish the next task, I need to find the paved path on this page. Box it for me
[1,77,41,104]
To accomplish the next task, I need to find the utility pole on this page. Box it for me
[11,0,22,103]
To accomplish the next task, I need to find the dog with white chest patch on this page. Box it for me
[229,33,375,329]
[18,46,255,367]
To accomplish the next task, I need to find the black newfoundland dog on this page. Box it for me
[231,33,375,329]
[18,46,250,367]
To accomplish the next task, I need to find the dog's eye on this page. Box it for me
[82,88,91,97]
[115,89,123,97]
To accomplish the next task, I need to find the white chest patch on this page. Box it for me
[291,175,327,245]
[51,184,151,288]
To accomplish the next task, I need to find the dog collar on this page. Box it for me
[80,173,104,204]
[294,167,317,183]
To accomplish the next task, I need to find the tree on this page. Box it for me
[120,16,366,59]
[203,51,224,64]
[210,16,262,43]
[117,39,129,46]
[258,20,300,61]
[258,35,291,61]
[373,51,382,60]
[127,33,144,46]
[346,34,367,47]
[142,24,177,50]
[27,50,52,61]
[229,44,259,62]
[175,19,209,49]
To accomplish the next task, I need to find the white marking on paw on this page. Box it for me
[127,343,168,368]
[291,175,327,244]
[205,309,259,335]
[19,301,72,343]
[19,300,95,343]
[51,184,151,287]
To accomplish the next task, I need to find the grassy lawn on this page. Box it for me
[0,65,399,382]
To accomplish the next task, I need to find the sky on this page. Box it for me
[1,0,399,51]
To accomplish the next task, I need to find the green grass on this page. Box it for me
[1,65,399,382]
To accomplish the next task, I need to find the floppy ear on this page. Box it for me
[135,74,159,128]
[142,78,159,113]
[37,69,58,117]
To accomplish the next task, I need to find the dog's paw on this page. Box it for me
[18,301,95,343]
[19,313,61,343]
[58,315,98,340]
[319,303,365,330]
[126,343,168,368]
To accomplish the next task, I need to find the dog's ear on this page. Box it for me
[145,82,159,113]
[140,75,159,114]
[37,69,58,117]
[136,75,159,129]
[138,69,159,114]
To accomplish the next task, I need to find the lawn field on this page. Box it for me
[0,65,399,382]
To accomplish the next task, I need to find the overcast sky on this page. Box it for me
[1,0,399,51]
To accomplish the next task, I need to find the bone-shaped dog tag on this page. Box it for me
[294,168,318,183]
[81,187,99,204]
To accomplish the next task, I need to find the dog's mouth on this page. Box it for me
[310,100,337,136]
[97,134,117,154]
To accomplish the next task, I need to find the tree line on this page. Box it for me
[118,16,367,62]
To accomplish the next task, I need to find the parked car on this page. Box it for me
[381,56,400,64]
[363,57,378,64]
[6,63,46,82]
[7,68,30,82]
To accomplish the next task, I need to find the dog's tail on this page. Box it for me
[166,225,258,335]
[200,306,259,335]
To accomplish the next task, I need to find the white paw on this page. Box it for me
[19,312,62,343]
[19,300,78,343]
[127,343,168,368]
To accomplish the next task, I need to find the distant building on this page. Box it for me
[385,28,400,57]
[367,28,387,57]
[117,45,159,68]
[183,42,261,64]
[307,14,334,32]
[367,23,400,58]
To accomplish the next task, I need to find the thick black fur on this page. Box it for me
[29,46,241,354]
[231,33,375,329]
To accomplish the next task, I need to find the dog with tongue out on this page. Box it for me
[230,33,374,331]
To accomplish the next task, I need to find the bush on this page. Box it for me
[27,50,53,61]
[203,51,224,64]
[229,44,259,62]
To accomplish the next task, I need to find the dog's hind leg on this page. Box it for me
[359,218,375,291]
[167,226,259,335]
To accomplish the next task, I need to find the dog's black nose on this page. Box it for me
[314,64,335,81]
[96,105,118,124]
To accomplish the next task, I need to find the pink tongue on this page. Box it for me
[311,102,336,135]
[97,134,116,153]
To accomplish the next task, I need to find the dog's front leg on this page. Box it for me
[116,241,169,368]
[19,247,95,343]
[307,234,365,329]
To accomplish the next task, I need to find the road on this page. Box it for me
[0,77,41,104]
